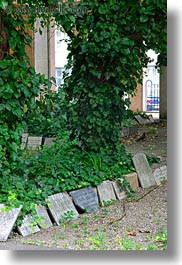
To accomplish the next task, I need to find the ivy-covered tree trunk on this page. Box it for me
[0,14,8,59]
[54,0,166,151]
[0,0,167,156]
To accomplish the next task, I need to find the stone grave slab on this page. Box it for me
[35,205,52,229]
[134,115,150,125]
[112,180,126,200]
[132,153,156,188]
[0,204,22,241]
[153,165,167,185]
[121,126,138,137]
[43,137,56,147]
[148,115,155,123]
[126,172,139,191]
[46,192,79,226]
[21,133,28,149]
[160,165,167,179]
[97,180,116,206]
[17,214,40,237]
[153,168,161,185]
[70,187,99,213]
[27,136,42,148]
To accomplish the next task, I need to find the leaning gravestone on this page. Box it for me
[97,180,116,206]
[43,137,56,147]
[153,165,167,185]
[21,133,28,149]
[134,115,150,125]
[17,214,40,237]
[27,136,42,148]
[70,187,99,213]
[160,165,167,179]
[132,153,156,188]
[148,114,155,123]
[0,204,22,241]
[112,180,126,200]
[35,205,52,229]
[46,192,79,226]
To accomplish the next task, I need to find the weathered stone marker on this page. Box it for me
[112,180,126,200]
[97,180,116,206]
[161,166,167,178]
[0,204,22,241]
[46,192,79,225]
[132,153,156,188]
[27,136,42,148]
[148,115,155,123]
[70,187,99,213]
[17,214,40,237]
[21,133,28,149]
[43,137,56,147]
[153,165,167,185]
[134,115,150,125]
[125,172,139,191]
[35,205,52,229]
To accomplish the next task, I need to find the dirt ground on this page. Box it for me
[0,120,167,250]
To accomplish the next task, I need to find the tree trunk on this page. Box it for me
[0,14,8,59]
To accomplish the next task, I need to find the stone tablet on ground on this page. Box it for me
[35,205,52,229]
[27,136,42,148]
[0,204,22,241]
[21,133,28,149]
[112,180,126,201]
[70,187,99,213]
[17,214,40,237]
[153,165,167,185]
[97,180,116,206]
[43,137,56,147]
[134,115,150,125]
[125,172,139,191]
[46,192,79,226]
[160,166,167,179]
[132,153,156,188]
[148,115,155,123]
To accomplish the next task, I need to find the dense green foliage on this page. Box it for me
[0,0,167,153]
[0,132,136,224]
[0,0,166,222]
[0,6,53,161]
[54,0,167,151]
[26,88,67,137]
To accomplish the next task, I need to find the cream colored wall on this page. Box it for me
[34,19,55,79]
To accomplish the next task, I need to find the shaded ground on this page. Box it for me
[122,120,167,168]
[0,120,167,250]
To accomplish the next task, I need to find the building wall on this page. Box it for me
[27,19,56,90]
[25,31,34,66]
[129,84,143,112]
[25,20,55,78]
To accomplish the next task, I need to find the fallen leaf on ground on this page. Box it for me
[139,230,151,234]
[126,231,136,236]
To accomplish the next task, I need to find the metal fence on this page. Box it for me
[145,79,160,111]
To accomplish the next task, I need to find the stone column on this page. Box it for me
[34,19,55,80]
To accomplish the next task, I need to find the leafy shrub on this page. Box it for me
[26,88,67,137]
[0,131,135,224]
[146,154,160,166]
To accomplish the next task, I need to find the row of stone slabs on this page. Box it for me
[0,180,124,241]
[21,134,56,149]
[22,113,156,149]
[0,153,167,241]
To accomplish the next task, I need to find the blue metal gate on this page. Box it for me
[145,79,160,111]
